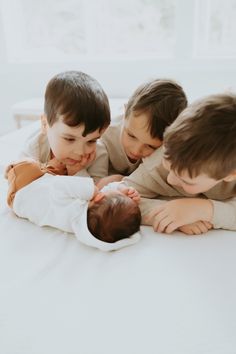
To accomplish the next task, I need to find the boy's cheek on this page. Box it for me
[167,173,178,187]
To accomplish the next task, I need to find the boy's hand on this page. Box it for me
[119,186,140,203]
[66,152,96,176]
[146,198,213,233]
[178,220,213,235]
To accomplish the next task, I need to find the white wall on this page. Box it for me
[1,1,236,136]
[1,59,236,136]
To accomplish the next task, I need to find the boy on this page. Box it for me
[122,93,236,234]
[18,71,110,181]
[7,160,141,252]
[101,79,187,176]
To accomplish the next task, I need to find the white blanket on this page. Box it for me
[0,124,236,354]
[12,174,140,251]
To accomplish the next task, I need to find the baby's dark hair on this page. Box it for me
[44,70,110,135]
[87,194,141,243]
[125,79,187,140]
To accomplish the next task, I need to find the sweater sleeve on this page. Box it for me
[86,141,109,183]
[123,162,162,198]
[211,197,236,231]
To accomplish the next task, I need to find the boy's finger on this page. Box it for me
[146,206,164,222]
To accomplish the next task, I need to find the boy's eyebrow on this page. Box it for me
[62,133,100,140]
[62,133,78,138]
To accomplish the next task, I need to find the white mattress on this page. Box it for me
[0,123,236,354]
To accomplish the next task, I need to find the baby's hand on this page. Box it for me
[119,186,140,203]
[96,174,124,190]
[178,221,213,235]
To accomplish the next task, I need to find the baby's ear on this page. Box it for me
[41,114,48,134]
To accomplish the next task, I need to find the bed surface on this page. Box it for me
[0,122,236,354]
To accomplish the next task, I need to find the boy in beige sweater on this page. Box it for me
[123,93,236,235]
[101,79,187,176]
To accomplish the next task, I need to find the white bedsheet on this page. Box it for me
[0,125,236,354]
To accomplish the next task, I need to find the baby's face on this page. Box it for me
[162,158,221,194]
[43,117,102,166]
[121,112,162,162]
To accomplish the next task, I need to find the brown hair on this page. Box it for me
[44,71,110,135]
[164,93,236,179]
[125,79,187,140]
[87,194,141,243]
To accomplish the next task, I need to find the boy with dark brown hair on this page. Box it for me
[18,71,111,180]
[123,93,236,234]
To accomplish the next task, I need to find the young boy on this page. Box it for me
[122,93,236,234]
[101,78,187,176]
[7,160,141,251]
[18,71,111,181]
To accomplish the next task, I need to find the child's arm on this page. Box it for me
[122,149,168,199]
[86,141,109,183]
[96,174,124,190]
[210,198,236,231]
[146,198,213,233]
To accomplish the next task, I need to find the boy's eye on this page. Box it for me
[64,137,75,142]
[87,140,97,144]
[128,133,136,139]
[147,145,156,150]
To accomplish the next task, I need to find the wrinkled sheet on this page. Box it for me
[0,124,236,354]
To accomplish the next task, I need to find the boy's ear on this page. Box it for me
[93,192,105,203]
[223,172,236,182]
[41,114,48,134]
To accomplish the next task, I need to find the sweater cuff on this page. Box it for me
[211,199,236,230]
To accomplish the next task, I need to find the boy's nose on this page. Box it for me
[133,144,144,155]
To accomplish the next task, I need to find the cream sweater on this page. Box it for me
[101,116,140,175]
[12,174,140,251]
[124,147,236,231]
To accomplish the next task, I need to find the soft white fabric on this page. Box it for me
[13,174,141,251]
[1,174,236,354]
[1,118,236,354]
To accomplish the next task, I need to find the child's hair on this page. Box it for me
[87,194,141,243]
[125,79,187,140]
[163,93,236,180]
[44,70,110,135]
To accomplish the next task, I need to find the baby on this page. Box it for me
[7,160,141,251]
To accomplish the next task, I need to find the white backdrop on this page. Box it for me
[0,0,236,135]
